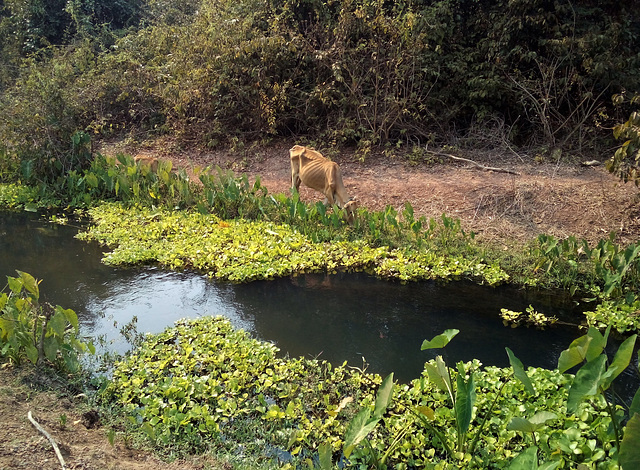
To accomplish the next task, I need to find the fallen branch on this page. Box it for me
[28,410,67,470]
[425,150,521,175]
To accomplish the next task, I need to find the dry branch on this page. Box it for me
[425,150,521,175]
[28,410,67,470]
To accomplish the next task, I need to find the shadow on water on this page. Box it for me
[1,212,638,397]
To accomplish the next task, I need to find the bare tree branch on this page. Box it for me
[425,150,521,175]
[28,411,67,470]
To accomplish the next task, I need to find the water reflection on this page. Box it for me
[0,212,636,391]
[229,273,582,380]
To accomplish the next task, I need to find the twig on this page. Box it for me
[425,150,521,175]
[27,411,67,470]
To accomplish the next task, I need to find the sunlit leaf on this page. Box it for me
[343,408,374,458]
[567,354,607,413]
[417,406,435,420]
[603,334,637,390]
[373,373,394,420]
[421,329,460,350]
[620,414,640,470]
[508,412,557,433]
[506,347,535,395]
[16,271,39,299]
[558,327,608,373]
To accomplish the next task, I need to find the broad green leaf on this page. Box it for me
[424,358,449,394]
[455,362,475,436]
[630,387,640,419]
[588,326,610,361]
[506,347,535,395]
[344,374,395,457]
[59,307,79,330]
[421,329,459,350]
[7,276,22,294]
[43,337,59,363]
[17,271,39,299]
[567,354,607,413]
[48,311,67,338]
[343,408,373,458]
[603,334,637,390]
[507,417,538,434]
[507,412,557,433]
[529,411,557,426]
[373,373,394,420]
[0,317,14,339]
[318,442,333,470]
[558,327,608,373]
[25,344,39,364]
[507,446,538,469]
[620,414,640,470]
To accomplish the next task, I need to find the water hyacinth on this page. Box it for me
[77,202,509,285]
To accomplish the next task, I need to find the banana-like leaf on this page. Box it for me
[421,329,460,350]
[602,334,637,390]
[620,414,640,470]
[567,354,607,414]
[506,347,535,395]
[455,362,475,436]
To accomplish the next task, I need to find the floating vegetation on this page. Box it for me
[76,202,509,285]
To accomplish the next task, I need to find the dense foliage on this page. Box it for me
[1,0,639,184]
[75,202,508,285]
[0,271,94,371]
[103,315,640,468]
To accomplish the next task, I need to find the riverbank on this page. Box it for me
[115,140,640,247]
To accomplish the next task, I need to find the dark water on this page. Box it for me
[1,211,637,397]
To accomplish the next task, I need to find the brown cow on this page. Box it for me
[289,145,358,223]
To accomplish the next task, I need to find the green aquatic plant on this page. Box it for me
[101,315,632,468]
[500,305,558,329]
[0,271,94,371]
[557,326,640,469]
[417,329,535,461]
[76,202,509,285]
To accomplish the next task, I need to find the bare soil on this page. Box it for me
[0,367,223,470]
[2,141,639,469]
[158,141,640,246]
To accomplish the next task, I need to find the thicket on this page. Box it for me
[1,0,639,184]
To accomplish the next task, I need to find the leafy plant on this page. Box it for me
[500,305,558,329]
[0,271,94,372]
[342,373,395,468]
[556,326,640,468]
[417,330,535,461]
